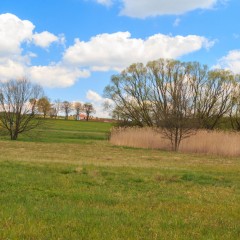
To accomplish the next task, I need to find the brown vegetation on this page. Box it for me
[110,127,240,157]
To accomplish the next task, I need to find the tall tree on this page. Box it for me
[104,59,237,151]
[147,59,199,151]
[0,78,43,140]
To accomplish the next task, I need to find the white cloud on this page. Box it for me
[215,50,240,74]
[86,90,113,118]
[0,13,216,89]
[29,64,90,88]
[0,58,26,82]
[86,90,103,102]
[0,13,87,87]
[173,18,181,27]
[63,31,214,72]
[96,0,112,6]
[32,31,59,48]
[120,0,222,18]
[0,13,34,57]
[94,0,226,18]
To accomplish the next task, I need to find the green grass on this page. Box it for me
[0,119,239,239]
[0,118,113,143]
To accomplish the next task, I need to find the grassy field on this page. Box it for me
[0,119,112,143]
[0,119,239,239]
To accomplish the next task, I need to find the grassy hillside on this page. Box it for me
[0,118,113,143]
[0,119,239,239]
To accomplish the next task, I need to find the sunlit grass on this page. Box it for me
[0,118,113,143]
[0,120,239,239]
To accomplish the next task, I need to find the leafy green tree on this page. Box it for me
[104,59,238,151]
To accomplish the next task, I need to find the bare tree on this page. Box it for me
[74,102,82,120]
[49,105,58,119]
[61,101,72,120]
[37,96,51,118]
[83,103,95,121]
[0,78,44,140]
[49,99,61,119]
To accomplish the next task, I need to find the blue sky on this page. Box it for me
[0,0,239,117]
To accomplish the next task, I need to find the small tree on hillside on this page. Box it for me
[0,78,44,140]
[74,102,82,120]
[61,101,72,120]
[37,97,51,118]
[50,99,61,119]
[83,103,95,121]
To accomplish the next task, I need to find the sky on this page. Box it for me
[0,0,239,117]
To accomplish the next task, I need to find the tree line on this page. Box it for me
[37,98,95,121]
[104,58,240,151]
[0,78,95,140]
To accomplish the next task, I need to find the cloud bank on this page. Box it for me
[95,0,225,18]
[64,32,214,72]
[0,13,86,87]
[0,13,215,88]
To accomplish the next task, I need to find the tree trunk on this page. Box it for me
[11,132,18,140]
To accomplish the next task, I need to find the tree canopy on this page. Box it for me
[104,59,238,150]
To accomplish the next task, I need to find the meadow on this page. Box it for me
[0,119,239,239]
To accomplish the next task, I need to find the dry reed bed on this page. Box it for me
[110,127,240,157]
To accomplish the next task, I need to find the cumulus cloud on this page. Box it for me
[0,59,26,82]
[0,13,34,57]
[29,64,90,88]
[215,50,240,74]
[0,13,86,87]
[32,31,59,48]
[0,13,216,88]
[120,0,221,18]
[96,0,112,6]
[86,90,103,102]
[95,0,225,18]
[63,31,215,72]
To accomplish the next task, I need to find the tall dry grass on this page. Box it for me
[110,127,240,157]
